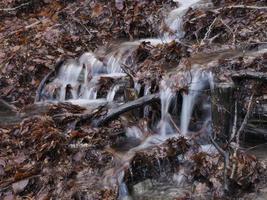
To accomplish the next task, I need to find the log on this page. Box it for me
[0,98,18,112]
[231,70,267,82]
[95,93,160,127]
[211,81,235,141]
[35,60,64,102]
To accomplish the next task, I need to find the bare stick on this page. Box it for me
[230,101,238,142]
[0,99,19,112]
[231,70,267,83]
[201,17,217,44]
[230,94,254,179]
[236,94,254,146]
[215,5,267,12]
[209,135,229,192]
[0,2,30,11]
[95,93,160,127]
[121,63,135,81]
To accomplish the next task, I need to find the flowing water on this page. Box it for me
[180,70,214,135]
[35,0,220,199]
[158,79,176,136]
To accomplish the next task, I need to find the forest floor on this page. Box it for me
[0,0,267,199]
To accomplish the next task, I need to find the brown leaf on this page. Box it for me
[92,3,103,18]
[12,46,20,52]
[3,193,15,200]
[0,166,5,176]
[13,152,26,164]
[12,179,29,194]
[115,0,124,11]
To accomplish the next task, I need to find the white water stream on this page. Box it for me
[180,70,214,135]
[37,0,215,198]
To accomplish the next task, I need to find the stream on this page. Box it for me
[0,0,266,199]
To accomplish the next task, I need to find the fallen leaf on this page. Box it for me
[115,0,124,11]
[3,193,15,200]
[0,166,5,176]
[12,179,29,194]
[92,3,103,18]
[12,46,20,52]
[14,152,26,164]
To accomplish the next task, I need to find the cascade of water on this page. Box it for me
[106,55,123,74]
[180,70,214,135]
[107,84,121,102]
[126,126,144,140]
[79,52,106,75]
[134,82,141,96]
[158,79,175,136]
[164,0,202,40]
[39,0,204,105]
[56,60,83,101]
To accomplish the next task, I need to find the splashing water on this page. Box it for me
[126,126,144,140]
[38,1,210,196]
[158,79,175,136]
[57,59,83,101]
[164,0,203,40]
[180,70,214,135]
[107,84,121,102]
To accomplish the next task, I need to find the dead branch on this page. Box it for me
[35,60,64,102]
[35,71,55,102]
[209,135,229,192]
[0,2,30,12]
[121,63,135,81]
[230,101,238,142]
[230,94,254,179]
[231,70,267,82]
[236,94,254,145]
[201,17,218,44]
[214,5,267,13]
[95,93,160,127]
[0,98,19,112]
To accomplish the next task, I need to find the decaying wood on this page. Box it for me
[209,135,229,192]
[236,94,254,145]
[0,98,18,112]
[35,61,64,102]
[95,93,160,127]
[214,5,267,13]
[0,2,30,12]
[230,94,254,179]
[231,71,267,82]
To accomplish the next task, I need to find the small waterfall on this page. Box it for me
[107,84,121,102]
[56,60,83,101]
[38,0,211,195]
[180,70,214,135]
[164,0,202,40]
[106,55,123,74]
[126,126,144,139]
[158,79,175,136]
[134,82,141,96]
[79,52,106,75]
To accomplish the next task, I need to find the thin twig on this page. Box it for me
[0,19,45,42]
[121,63,135,80]
[201,17,217,44]
[215,5,267,12]
[230,101,238,142]
[230,94,254,179]
[0,2,30,11]
[167,113,181,134]
[236,94,254,145]
[209,135,229,192]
